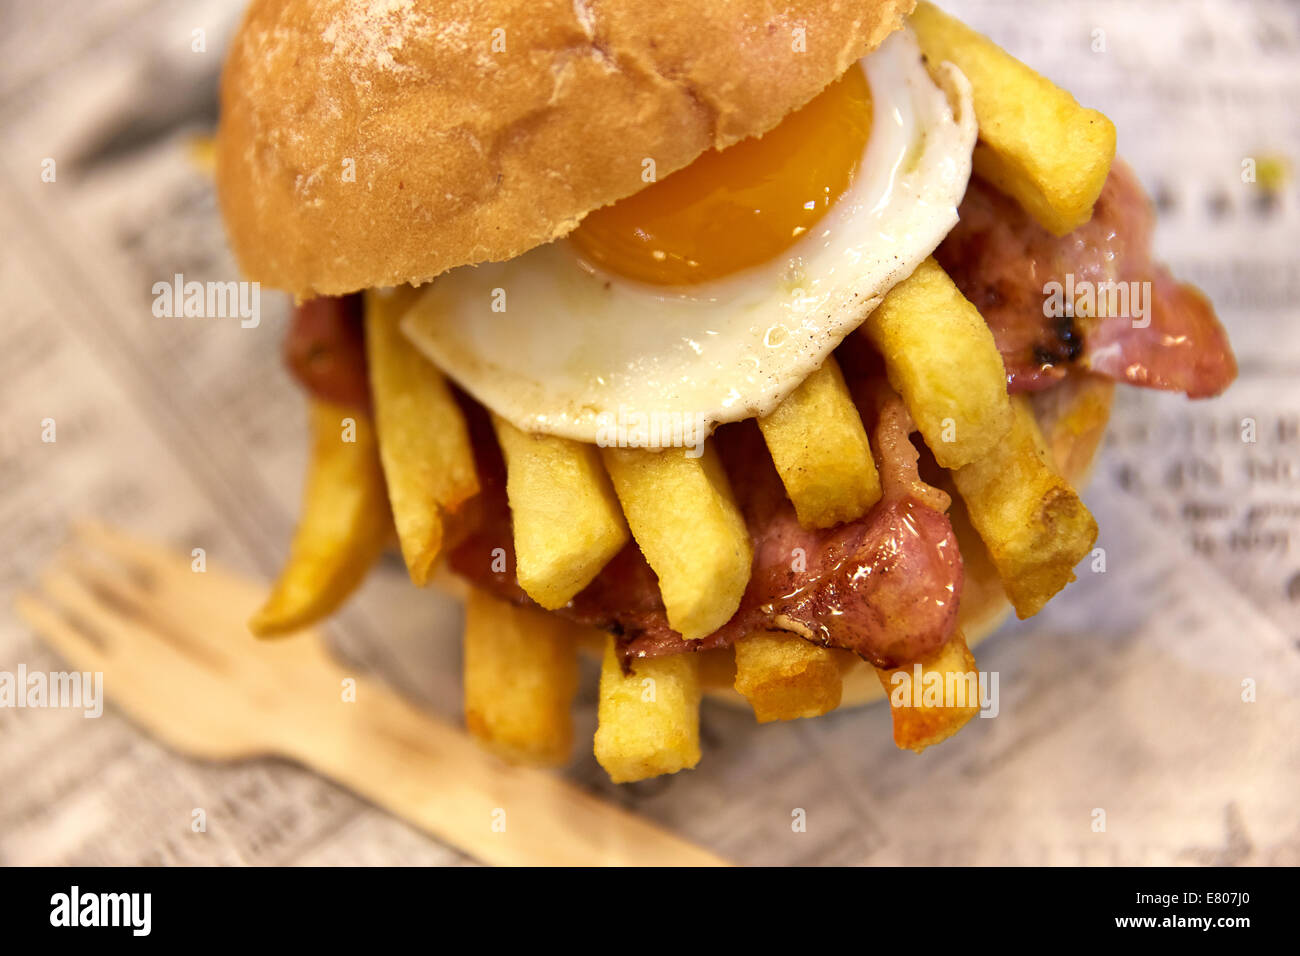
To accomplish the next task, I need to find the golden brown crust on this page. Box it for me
[216,0,915,297]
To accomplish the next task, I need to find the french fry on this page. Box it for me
[757,357,882,529]
[491,415,628,609]
[600,443,752,641]
[594,638,702,783]
[365,288,478,586]
[733,631,842,722]
[953,395,1098,617]
[943,474,1009,637]
[876,630,981,752]
[249,400,391,636]
[862,258,1012,468]
[911,1,1116,236]
[463,589,579,766]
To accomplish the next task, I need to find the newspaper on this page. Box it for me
[1,0,1297,866]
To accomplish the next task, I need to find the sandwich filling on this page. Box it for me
[449,350,962,669]
[276,31,1235,673]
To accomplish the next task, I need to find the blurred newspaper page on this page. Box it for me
[0,0,1297,865]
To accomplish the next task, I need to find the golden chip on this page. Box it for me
[463,589,579,766]
[953,396,1098,617]
[365,288,478,586]
[492,415,628,610]
[601,443,752,641]
[250,400,390,636]
[862,257,1012,468]
[912,1,1116,235]
[758,356,882,529]
[594,639,702,783]
[734,631,843,722]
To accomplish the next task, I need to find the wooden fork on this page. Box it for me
[14,523,728,867]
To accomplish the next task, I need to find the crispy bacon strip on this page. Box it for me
[451,383,963,670]
[283,294,370,410]
[736,387,961,668]
[936,161,1236,398]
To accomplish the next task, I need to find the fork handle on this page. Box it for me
[277,676,727,867]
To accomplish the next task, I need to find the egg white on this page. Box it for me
[401,27,977,449]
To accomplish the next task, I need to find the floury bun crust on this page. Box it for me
[216,0,916,297]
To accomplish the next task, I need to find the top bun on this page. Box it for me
[217,0,915,297]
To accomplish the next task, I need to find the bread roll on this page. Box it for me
[216,0,914,297]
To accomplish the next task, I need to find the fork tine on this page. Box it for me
[74,519,162,562]
[55,546,155,614]
[71,521,248,627]
[44,550,239,674]
[38,562,133,635]
[14,590,110,674]
[72,521,175,586]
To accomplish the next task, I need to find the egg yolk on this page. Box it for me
[569,64,873,286]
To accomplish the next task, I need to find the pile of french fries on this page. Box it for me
[251,4,1113,782]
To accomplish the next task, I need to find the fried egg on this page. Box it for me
[401,27,976,448]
